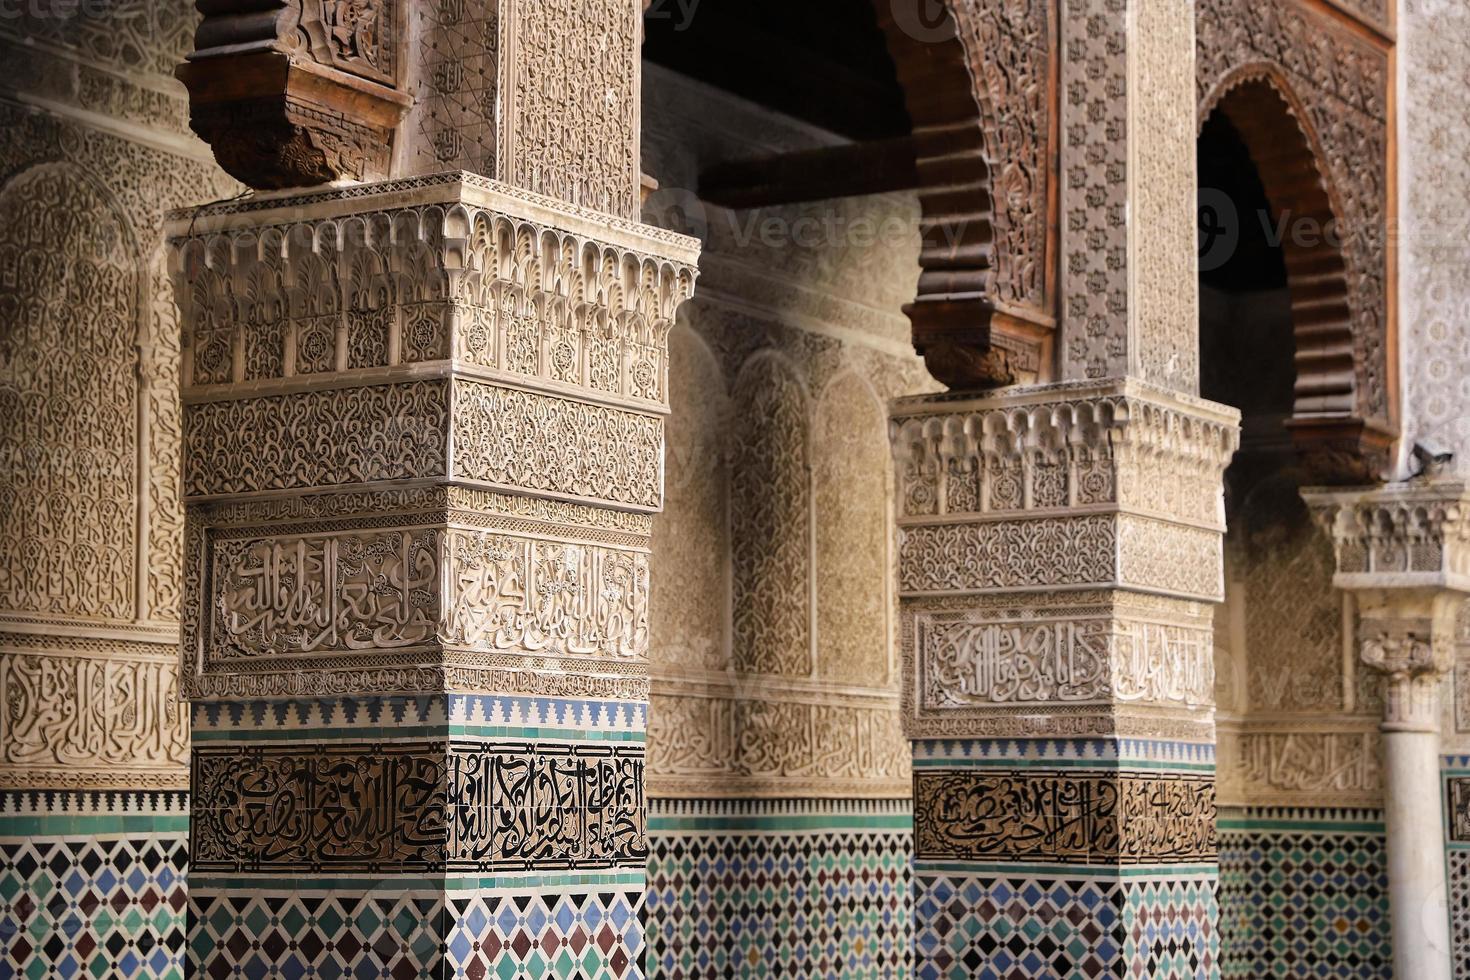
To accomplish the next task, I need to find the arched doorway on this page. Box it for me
[1199,76,1393,980]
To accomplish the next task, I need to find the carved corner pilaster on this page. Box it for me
[1305,480,1470,731]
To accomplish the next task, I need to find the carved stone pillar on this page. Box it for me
[1304,482,1470,980]
[891,381,1238,978]
[168,176,697,976]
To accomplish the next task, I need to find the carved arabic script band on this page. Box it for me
[914,770,1217,864]
[191,740,646,873]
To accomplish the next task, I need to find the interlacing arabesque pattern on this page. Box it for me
[0,165,138,623]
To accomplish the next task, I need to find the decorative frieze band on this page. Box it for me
[0,638,188,790]
[191,740,646,873]
[897,514,1223,602]
[181,487,656,701]
[209,525,648,664]
[1216,726,1382,807]
[890,381,1239,529]
[910,599,1214,714]
[647,694,910,799]
[913,769,1217,864]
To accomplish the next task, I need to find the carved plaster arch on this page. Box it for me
[875,0,1055,389]
[1198,69,1388,483]
[1196,0,1394,482]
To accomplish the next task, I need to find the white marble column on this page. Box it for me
[1307,482,1470,980]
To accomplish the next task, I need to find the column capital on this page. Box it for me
[891,380,1239,740]
[1304,480,1470,730]
[167,175,699,702]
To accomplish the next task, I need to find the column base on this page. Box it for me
[912,737,1220,980]
[186,694,649,980]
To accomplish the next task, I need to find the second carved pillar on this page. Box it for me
[892,382,1238,978]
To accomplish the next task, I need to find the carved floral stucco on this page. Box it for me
[0,0,238,789]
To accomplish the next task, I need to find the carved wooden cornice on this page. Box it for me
[875,0,1056,389]
[177,1,411,188]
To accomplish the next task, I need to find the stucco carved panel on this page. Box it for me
[0,637,188,790]
[647,693,910,799]
[0,165,138,623]
[650,326,730,673]
[730,355,811,677]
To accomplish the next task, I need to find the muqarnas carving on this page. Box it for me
[914,769,1217,864]
[191,740,646,872]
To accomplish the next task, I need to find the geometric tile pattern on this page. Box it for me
[1447,847,1470,980]
[1217,807,1390,980]
[646,799,912,979]
[189,695,648,736]
[911,737,1219,979]
[188,882,645,980]
[0,792,189,980]
[915,872,1218,980]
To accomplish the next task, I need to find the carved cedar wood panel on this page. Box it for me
[876,0,1055,387]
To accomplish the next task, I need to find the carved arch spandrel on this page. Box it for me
[1197,0,1395,483]
[875,0,1057,389]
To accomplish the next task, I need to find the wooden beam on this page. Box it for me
[698,137,919,209]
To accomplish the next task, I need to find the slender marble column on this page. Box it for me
[1306,482,1470,980]
[892,381,1238,979]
